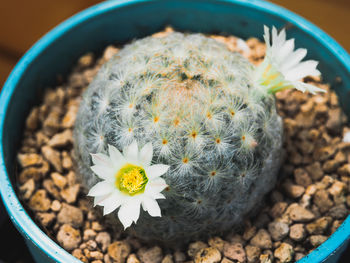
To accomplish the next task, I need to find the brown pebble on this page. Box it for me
[269,202,288,219]
[274,243,294,263]
[66,170,77,186]
[57,224,81,251]
[326,108,343,134]
[50,200,62,211]
[19,178,35,200]
[208,237,225,252]
[60,184,80,204]
[72,248,88,263]
[338,164,350,176]
[137,246,163,263]
[90,251,104,260]
[127,254,141,263]
[62,104,78,128]
[174,251,186,262]
[43,179,60,200]
[306,217,332,235]
[26,107,40,131]
[194,247,221,263]
[227,234,244,245]
[29,189,51,212]
[243,224,257,241]
[268,221,289,241]
[223,242,246,262]
[18,153,43,168]
[83,229,97,241]
[331,220,343,234]
[294,168,312,187]
[322,160,340,173]
[259,253,273,263]
[346,195,350,207]
[308,235,328,247]
[91,221,105,232]
[328,204,348,219]
[285,203,315,222]
[102,45,120,61]
[220,257,233,263]
[57,203,83,228]
[188,241,208,258]
[305,162,324,181]
[62,151,73,170]
[329,180,346,198]
[283,181,305,198]
[314,146,337,162]
[51,172,67,189]
[313,189,334,213]
[43,110,61,136]
[162,254,174,263]
[245,245,260,263]
[295,253,306,261]
[250,229,272,249]
[48,129,73,148]
[41,145,62,172]
[19,167,43,183]
[319,175,334,189]
[78,52,94,68]
[108,241,131,263]
[36,212,55,227]
[96,232,111,252]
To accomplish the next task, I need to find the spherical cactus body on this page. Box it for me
[74,31,290,242]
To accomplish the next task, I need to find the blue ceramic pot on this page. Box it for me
[0,0,349,262]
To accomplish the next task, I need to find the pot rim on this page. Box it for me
[0,0,349,262]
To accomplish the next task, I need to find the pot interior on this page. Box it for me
[1,1,349,262]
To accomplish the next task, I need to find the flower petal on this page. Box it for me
[91,153,112,166]
[149,192,166,200]
[118,199,141,229]
[293,81,326,94]
[145,177,168,196]
[145,164,170,179]
[123,141,139,163]
[102,192,126,215]
[276,39,294,63]
[257,26,324,94]
[88,181,115,197]
[263,25,271,48]
[91,165,115,180]
[139,142,153,166]
[284,60,320,81]
[93,195,108,207]
[142,197,161,217]
[108,144,125,164]
[280,48,307,72]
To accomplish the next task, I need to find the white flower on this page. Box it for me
[254,25,326,94]
[88,141,169,229]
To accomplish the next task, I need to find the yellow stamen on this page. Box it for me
[115,164,148,196]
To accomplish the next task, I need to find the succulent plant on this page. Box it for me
[74,27,323,242]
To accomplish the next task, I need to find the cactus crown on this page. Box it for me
[74,28,323,241]
[78,32,272,167]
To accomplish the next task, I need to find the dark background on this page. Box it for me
[0,0,349,262]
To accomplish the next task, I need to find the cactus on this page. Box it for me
[74,28,323,242]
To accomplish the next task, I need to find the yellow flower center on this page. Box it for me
[258,61,291,94]
[115,164,148,196]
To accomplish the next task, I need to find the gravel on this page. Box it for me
[16,27,350,262]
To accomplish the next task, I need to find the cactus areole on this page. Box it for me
[74,27,324,242]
